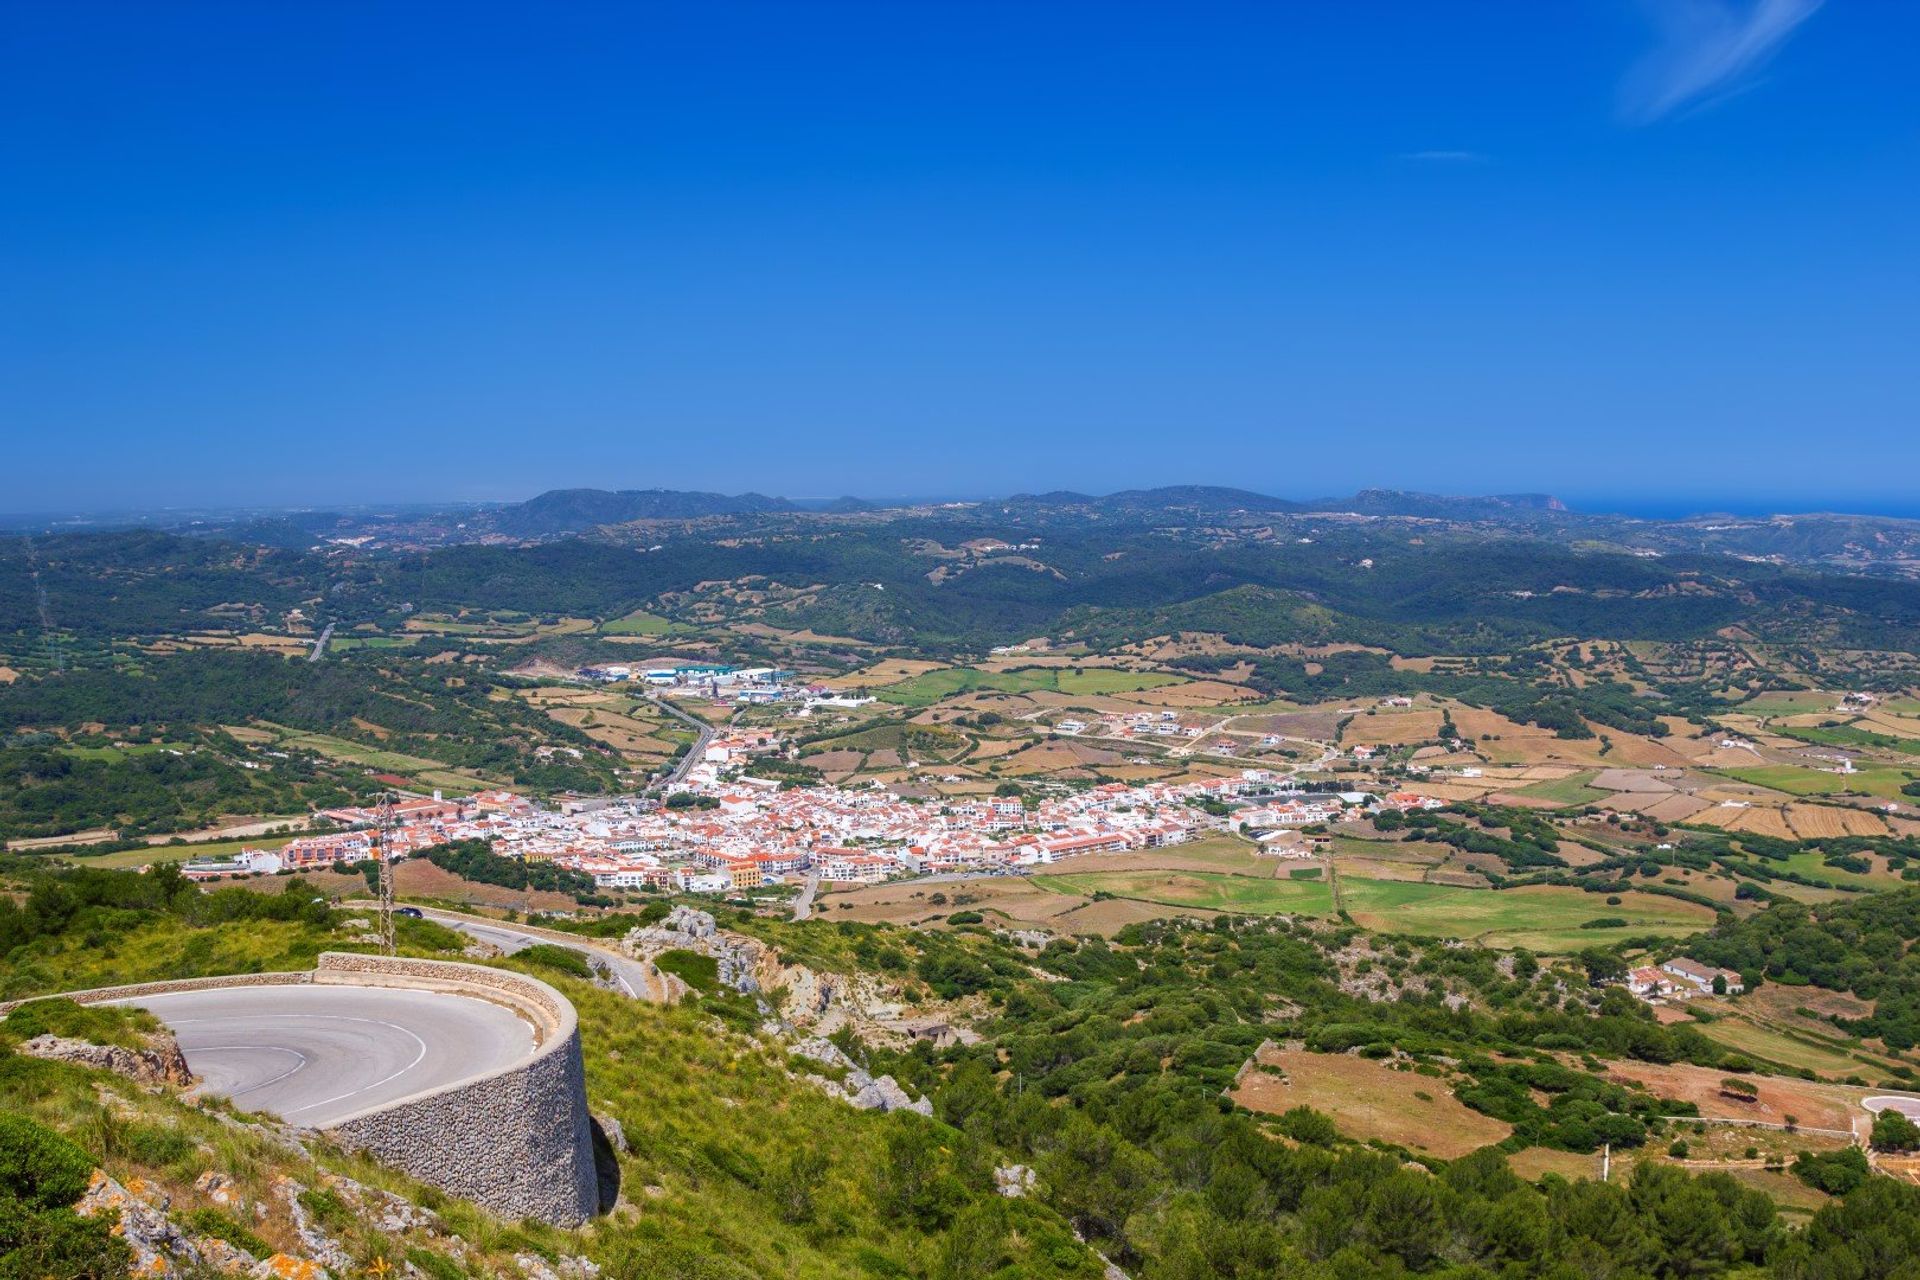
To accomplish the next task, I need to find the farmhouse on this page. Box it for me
[1661,958,1744,995]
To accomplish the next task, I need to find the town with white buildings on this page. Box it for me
[189,725,1447,896]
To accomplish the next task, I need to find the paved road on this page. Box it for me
[792,872,821,921]
[421,909,662,1001]
[113,984,534,1127]
[308,622,335,662]
[648,695,714,785]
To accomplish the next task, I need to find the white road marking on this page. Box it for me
[280,1019,430,1116]
[192,1044,309,1095]
[158,1012,432,1118]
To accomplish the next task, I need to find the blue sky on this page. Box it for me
[2,2,1915,514]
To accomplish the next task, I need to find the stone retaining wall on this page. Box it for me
[313,952,597,1227]
[0,971,311,1015]
[1,955,598,1227]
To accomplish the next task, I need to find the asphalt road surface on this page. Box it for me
[114,984,535,1127]
[648,694,714,785]
[422,910,661,1001]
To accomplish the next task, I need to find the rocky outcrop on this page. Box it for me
[995,1164,1037,1198]
[625,907,760,994]
[78,1169,266,1276]
[790,1036,932,1116]
[21,1031,194,1087]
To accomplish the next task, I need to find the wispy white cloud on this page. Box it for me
[1620,0,1824,124]
[1399,150,1489,164]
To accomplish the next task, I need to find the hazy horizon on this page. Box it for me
[5,482,1920,527]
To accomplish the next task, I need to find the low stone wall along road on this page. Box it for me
[111,984,536,1128]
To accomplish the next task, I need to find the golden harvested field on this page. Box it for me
[237,633,312,653]
[1450,707,1691,769]
[994,740,1128,773]
[1507,1148,1604,1182]
[822,658,949,690]
[1862,710,1920,738]
[1786,804,1890,839]
[1050,837,1269,877]
[1604,1061,1863,1133]
[1343,709,1445,746]
[1231,1048,1511,1158]
[1637,793,1714,823]
[816,875,1217,935]
[1054,896,1222,934]
[1692,804,1797,840]
[1111,679,1258,707]
[1403,780,1499,802]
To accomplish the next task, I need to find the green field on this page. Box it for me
[79,833,303,870]
[1776,723,1920,757]
[262,724,494,784]
[1339,879,1715,952]
[601,610,679,636]
[1696,1016,1871,1077]
[1712,764,1918,800]
[1771,849,1906,891]
[1032,870,1337,916]
[1511,771,1609,807]
[329,635,417,652]
[1025,866,1712,951]
[1739,691,1837,714]
[56,741,198,761]
[876,665,1185,707]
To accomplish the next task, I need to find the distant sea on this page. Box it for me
[1565,495,1920,521]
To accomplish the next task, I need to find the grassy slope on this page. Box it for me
[1,912,1102,1280]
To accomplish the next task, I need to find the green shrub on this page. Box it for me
[405,1247,467,1280]
[656,950,720,994]
[0,998,160,1051]
[516,945,593,980]
[0,1112,129,1279]
[121,1123,194,1168]
[181,1207,271,1259]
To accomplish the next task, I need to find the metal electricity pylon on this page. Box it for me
[375,791,397,956]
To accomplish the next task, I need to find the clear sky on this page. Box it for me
[3,2,1915,514]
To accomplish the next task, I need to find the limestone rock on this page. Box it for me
[595,1113,628,1154]
[253,1254,331,1280]
[994,1164,1037,1198]
[196,1171,239,1206]
[848,1074,932,1116]
[273,1177,354,1275]
[22,1031,195,1087]
[77,1169,203,1274]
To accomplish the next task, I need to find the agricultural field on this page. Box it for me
[1712,764,1920,800]
[599,609,680,635]
[1506,769,1610,808]
[815,874,1226,936]
[257,723,498,789]
[1692,1014,1886,1079]
[1230,1046,1512,1158]
[75,832,305,870]
[874,665,1188,708]
[1031,868,1337,917]
[1342,708,1446,747]
[1338,879,1717,952]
